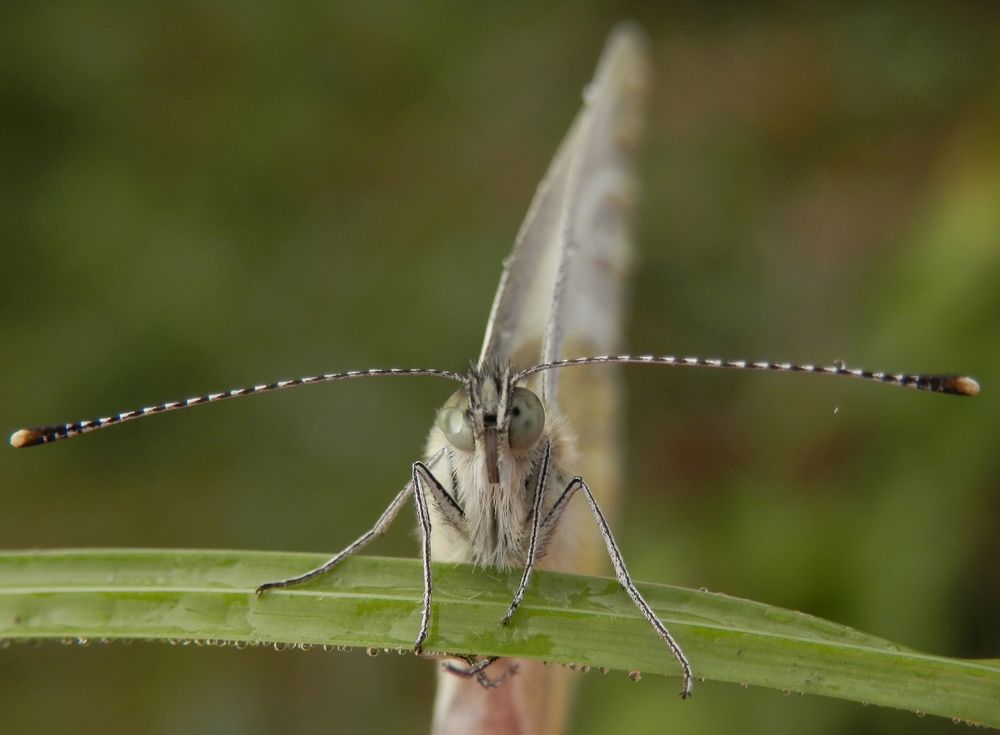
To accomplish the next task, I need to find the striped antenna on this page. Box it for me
[10,354,979,450]
[10,367,465,449]
[515,355,980,396]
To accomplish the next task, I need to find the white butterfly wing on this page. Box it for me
[479,24,649,407]
[435,25,651,735]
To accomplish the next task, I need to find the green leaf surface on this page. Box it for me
[1,549,996,727]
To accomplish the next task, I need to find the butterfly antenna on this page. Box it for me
[515,355,980,397]
[10,367,466,448]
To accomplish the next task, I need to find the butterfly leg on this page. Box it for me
[255,481,414,595]
[500,441,552,626]
[417,456,469,540]
[544,476,695,699]
[442,655,518,689]
[410,461,437,654]
[255,456,442,656]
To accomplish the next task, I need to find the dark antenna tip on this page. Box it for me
[10,428,45,448]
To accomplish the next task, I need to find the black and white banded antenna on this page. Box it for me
[9,367,465,449]
[515,354,982,394]
[9,355,979,449]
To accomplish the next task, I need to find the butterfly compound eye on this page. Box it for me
[508,387,544,449]
[435,389,474,451]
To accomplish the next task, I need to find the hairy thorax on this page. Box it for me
[424,417,575,570]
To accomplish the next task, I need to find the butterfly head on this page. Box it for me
[435,362,545,484]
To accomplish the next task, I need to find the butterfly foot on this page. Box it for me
[474,662,518,689]
[500,608,516,627]
[413,626,428,656]
[442,656,516,688]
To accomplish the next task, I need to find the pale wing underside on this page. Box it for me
[437,26,652,735]
[478,24,650,406]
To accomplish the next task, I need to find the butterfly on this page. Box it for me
[10,22,978,735]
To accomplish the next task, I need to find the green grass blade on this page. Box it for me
[1,549,996,727]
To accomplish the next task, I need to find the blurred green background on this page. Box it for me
[2,3,998,733]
